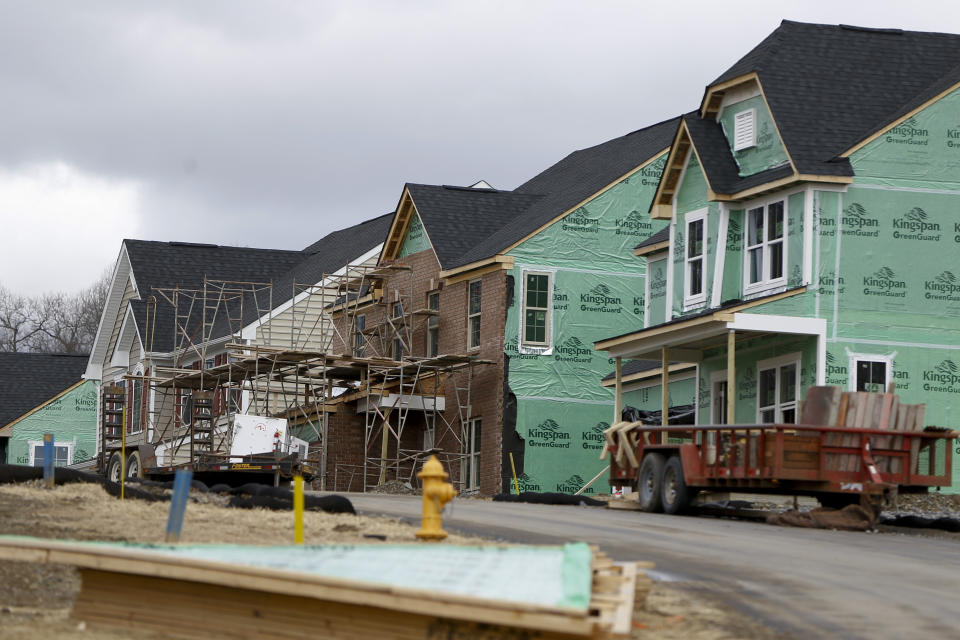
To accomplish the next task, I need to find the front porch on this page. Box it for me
[596,311,826,427]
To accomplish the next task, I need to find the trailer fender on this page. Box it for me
[679,444,700,485]
[137,444,158,469]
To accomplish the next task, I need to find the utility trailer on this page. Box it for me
[97,385,316,486]
[604,386,957,515]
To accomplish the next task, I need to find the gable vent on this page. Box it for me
[733,108,756,151]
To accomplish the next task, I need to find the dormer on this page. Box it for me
[704,75,791,179]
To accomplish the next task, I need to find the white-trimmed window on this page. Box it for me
[427,292,440,357]
[757,353,800,424]
[467,280,482,351]
[522,271,552,346]
[354,314,366,357]
[29,441,73,467]
[423,419,435,451]
[744,200,786,293]
[849,353,893,393]
[128,365,145,435]
[684,208,707,308]
[462,418,481,491]
[179,389,193,428]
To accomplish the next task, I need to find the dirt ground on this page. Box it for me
[0,481,778,639]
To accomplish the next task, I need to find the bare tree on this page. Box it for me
[0,286,44,352]
[0,268,111,353]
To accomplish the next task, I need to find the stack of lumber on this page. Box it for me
[801,386,926,473]
[591,547,654,621]
[0,536,650,639]
[600,421,644,467]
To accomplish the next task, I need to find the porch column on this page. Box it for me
[661,346,669,444]
[614,356,622,424]
[727,330,736,425]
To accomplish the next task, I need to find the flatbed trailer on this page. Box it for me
[606,421,956,515]
[99,443,317,486]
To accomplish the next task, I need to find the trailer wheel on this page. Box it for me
[661,456,691,514]
[106,453,123,483]
[637,453,665,513]
[126,451,144,480]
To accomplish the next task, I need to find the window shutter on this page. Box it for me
[733,109,756,151]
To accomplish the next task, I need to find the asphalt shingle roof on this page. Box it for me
[683,112,794,194]
[125,241,306,353]
[125,213,395,354]
[404,184,543,270]
[633,227,670,252]
[241,212,395,326]
[446,117,680,269]
[600,359,661,383]
[0,353,89,428]
[708,20,960,178]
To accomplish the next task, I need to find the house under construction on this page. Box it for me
[119,260,488,492]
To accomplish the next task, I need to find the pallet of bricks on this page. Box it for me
[809,384,927,474]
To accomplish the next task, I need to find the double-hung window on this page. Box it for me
[522,272,551,346]
[462,418,481,491]
[684,209,707,308]
[757,354,799,424]
[354,314,366,357]
[745,200,785,293]
[129,378,144,434]
[467,280,482,351]
[427,292,440,357]
[391,301,405,360]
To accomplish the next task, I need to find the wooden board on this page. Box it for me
[0,536,644,639]
[910,404,926,474]
[800,386,842,426]
[75,568,591,640]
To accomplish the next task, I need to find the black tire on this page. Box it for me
[661,456,692,514]
[126,451,144,479]
[637,453,665,513]
[106,453,123,483]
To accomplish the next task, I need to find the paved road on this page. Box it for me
[335,494,960,639]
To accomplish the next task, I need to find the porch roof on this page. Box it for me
[594,288,822,361]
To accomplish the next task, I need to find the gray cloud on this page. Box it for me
[3,0,959,282]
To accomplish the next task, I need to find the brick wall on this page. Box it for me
[324,248,508,495]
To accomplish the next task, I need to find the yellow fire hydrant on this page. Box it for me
[416,455,457,540]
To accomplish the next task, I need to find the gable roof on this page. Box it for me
[403,184,543,270]
[447,117,680,270]
[124,241,306,354]
[0,353,89,428]
[122,213,397,356]
[707,21,960,176]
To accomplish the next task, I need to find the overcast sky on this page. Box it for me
[3,0,960,295]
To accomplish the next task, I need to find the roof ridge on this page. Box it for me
[569,115,681,156]
[124,238,304,254]
[0,352,90,357]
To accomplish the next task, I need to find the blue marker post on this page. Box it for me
[42,433,55,489]
[165,469,193,543]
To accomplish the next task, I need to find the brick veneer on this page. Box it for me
[325,248,507,495]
